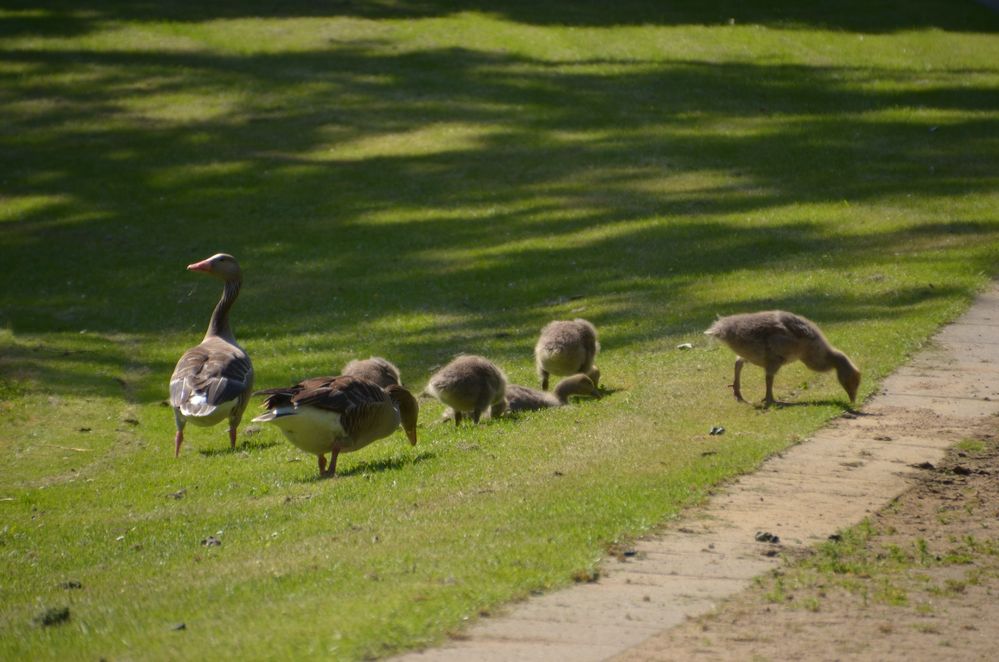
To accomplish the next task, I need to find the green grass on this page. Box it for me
[954,438,987,454]
[758,519,999,612]
[2,1,998,659]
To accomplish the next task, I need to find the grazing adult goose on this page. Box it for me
[704,310,861,406]
[341,356,401,389]
[253,375,418,478]
[425,355,507,425]
[169,253,253,457]
[505,374,602,412]
[534,318,600,390]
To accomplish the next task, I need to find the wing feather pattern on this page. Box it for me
[170,337,253,418]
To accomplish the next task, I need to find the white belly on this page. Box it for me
[263,407,346,455]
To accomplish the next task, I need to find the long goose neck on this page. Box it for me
[204,278,241,343]
[831,349,857,379]
[799,331,838,372]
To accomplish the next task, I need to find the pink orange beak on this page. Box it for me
[187,259,212,272]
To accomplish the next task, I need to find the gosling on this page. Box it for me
[705,310,861,406]
[425,355,507,425]
[534,318,600,391]
[506,374,601,412]
[342,356,402,388]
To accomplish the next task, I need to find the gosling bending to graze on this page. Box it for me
[704,310,861,406]
[252,375,418,478]
[169,253,253,457]
[534,318,600,390]
[342,356,401,388]
[506,374,602,413]
[425,355,507,425]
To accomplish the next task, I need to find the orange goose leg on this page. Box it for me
[325,448,341,478]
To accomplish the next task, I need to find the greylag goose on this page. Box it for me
[506,374,601,412]
[169,253,254,457]
[341,356,401,388]
[534,318,600,390]
[425,355,507,425]
[704,310,861,406]
[252,376,418,478]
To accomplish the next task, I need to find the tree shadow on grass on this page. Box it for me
[1,0,995,35]
[295,450,436,482]
[1,5,997,401]
[684,282,971,332]
[768,399,857,412]
[197,439,283,457]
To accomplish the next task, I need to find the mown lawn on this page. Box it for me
[1,1,997,659]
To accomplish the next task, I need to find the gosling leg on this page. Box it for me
[764,372,777,407]
[731,357,746,402]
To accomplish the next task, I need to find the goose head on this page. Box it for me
[835,356,861,404]
[586,365,601,388]
[386,384,419,445]
[187,253,242,282]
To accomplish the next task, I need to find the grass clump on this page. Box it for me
[954,438,987,454]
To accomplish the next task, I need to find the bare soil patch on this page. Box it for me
[616,426,999,662]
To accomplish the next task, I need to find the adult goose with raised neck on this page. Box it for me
[169,253,254,456]
[253,375,419,478]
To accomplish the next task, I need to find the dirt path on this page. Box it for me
[398,284,999,662]
[616,426,999,661]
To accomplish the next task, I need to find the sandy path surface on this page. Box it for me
[398,284,999,662]
[617,424,999,661]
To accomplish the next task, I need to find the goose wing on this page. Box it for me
[765,312,821,360]
[292,375,388,412]
[267,376,396,446]
[170,337,253,417]
[777,311,821,341]
[256,375,387,412]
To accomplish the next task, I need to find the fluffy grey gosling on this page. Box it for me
[253,375,418,478]
[705,310,861,406]
[534,318,600,390]
[169,253,253,457]
[342,356,401,388]
[425,355,508,425]
[506,374,601,412]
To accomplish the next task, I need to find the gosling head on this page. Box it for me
[834,354,861,404]
[586,365,601,389]
[554,374,602,404]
